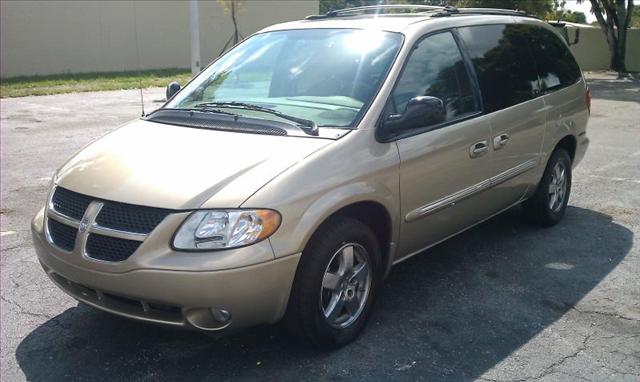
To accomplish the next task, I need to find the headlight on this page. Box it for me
[173,209,281,250]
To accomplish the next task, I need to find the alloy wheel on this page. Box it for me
[548,161,568,212]
[320,243,372,329]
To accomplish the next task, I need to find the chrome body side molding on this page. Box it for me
[405,159,538,222]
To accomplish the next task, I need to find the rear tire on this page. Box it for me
[522,148,572,226]
[284,217,381,348]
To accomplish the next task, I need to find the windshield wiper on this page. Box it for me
[193,101,319,136]
[163,107,238,116]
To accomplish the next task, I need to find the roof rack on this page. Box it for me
[305,4,450,20]
[433,7,538,19]
[305,5,538,21]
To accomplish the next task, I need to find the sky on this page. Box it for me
[562,0,596,22]
[563,0,640,23]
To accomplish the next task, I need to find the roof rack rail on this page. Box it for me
[305,4,451,20]
[432,7,538,19]
[305,5,538,21]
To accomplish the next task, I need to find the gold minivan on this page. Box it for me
[31,5,590,347]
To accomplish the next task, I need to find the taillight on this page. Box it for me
[585,87,591,114]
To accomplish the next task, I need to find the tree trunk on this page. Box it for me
[612,30,627,73]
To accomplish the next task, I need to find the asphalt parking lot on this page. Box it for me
[1,73,639,381]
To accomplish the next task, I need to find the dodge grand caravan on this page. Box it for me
[31,5,590,347]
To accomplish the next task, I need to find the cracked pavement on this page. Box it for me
[1,73,639,381]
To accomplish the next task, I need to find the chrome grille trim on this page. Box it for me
[47,208,80,229]
[88,224,147,242]
[44,187,150,260]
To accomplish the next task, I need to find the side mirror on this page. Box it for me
[166,81,181,100]
[384,96,446,131]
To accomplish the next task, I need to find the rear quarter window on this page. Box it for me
[528,26,582,91]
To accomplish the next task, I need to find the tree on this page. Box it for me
[571,11,588,23]
[548,9,588,23]
[632,5,640,27]
[579,0,635,73]
[217,0,244,55]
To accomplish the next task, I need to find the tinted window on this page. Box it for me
[529,26,582,91]
[391,32,478,125]
[458,24,540,113]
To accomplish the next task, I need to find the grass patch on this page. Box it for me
[0,69,192,98]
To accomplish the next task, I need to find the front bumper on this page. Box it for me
[31,208,300,333]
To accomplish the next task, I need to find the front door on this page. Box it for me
[384,31,499,259]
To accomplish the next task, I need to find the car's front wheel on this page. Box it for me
[523,148,572,226]
[284,217,381,347]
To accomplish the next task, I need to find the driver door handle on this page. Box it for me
[469,141,489,158]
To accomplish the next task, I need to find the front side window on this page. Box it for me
[166,29,403,129]
[458,24,540,113]
[529,26,582,91]
[390,31,478,124]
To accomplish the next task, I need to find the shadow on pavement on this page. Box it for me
[587,77,640,103]
[16,206,633,381]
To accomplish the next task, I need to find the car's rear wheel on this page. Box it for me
[284,217,380,347]
[523,148,572,226]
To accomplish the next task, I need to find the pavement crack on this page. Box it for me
[569,304,639,322]
[1,243,29,252]
[529,333,594,381]
[1,294,54,320]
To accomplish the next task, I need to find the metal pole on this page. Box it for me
[189,0,201,75]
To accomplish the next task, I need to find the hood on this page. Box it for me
[56,120,334,209]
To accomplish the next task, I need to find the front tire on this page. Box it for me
[523,148,572,226]
[284,217,381,348]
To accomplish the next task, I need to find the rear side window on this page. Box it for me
[458,24,540,113]
[391,31,478,124]
[529,26,582,91]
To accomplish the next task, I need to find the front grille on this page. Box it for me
[95,201,171,234]
[46,187,174,262]
[51,187,92,220]
[86,234,142,262]
[48,219,77,251]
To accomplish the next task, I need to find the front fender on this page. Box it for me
[242,130,401,265]
[273,181,399,261]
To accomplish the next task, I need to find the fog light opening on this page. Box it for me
[185,307,232,331]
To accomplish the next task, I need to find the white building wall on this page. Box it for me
[0,0,319,78]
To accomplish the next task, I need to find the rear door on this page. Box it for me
[457,24,548,206]
[383,31,497,259]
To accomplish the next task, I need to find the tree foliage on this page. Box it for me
[548,9,588,23]
[632,4,640,27]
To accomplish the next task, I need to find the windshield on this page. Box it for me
[166,29,403,129]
